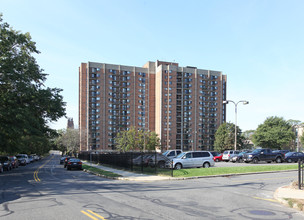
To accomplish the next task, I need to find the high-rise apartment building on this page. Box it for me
[79,61,227,152]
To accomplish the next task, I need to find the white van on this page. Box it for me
[167,151,215,169]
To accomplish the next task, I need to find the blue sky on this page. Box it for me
[1,0,304,131]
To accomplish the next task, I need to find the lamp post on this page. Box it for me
[223,100,249,151]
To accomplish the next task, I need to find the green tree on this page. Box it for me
[115,127,160,152]
[54,129,79,155]
[252,116,295,149]
[214,122,244,152]
[0,15,66,154]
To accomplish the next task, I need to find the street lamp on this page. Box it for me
[223,100,249,151]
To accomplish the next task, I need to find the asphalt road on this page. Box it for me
[0,154,303,220]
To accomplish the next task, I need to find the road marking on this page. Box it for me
[87,210,106,220]
[81,210,106,220]
[253,196,279,203]
[33,155,54,182]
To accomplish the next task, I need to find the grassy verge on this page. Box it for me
[172,164,298,177]
[82,164,122,178]
[82,163,298,179]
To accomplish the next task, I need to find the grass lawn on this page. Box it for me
[172,164,298,178]
[82,164,122,178]
[83,163,298,179]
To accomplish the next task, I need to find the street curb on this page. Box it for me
[171,169,298,181]
[274,186,304,212]
[83,167,297,181]
[83,169,121,180]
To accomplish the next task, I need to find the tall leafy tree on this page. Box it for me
[0,15,66,154]
[54,129,79,155]
[252,116,295,149]
[214,122,244,152]
[115,127,160,152]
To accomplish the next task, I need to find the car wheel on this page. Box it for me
[215,158,219,162]
[253,158,259,164]
[158,161,165,169]
[175,163,182,170]
[203,162,210,168]
[287,158,292,163]
[276,157,282,163]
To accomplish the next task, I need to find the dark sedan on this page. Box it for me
[0,162,3,173]
[0,156,12,171]
[64,157,75,168]
[284,152,304,163]
[60,156,68,164]
[66,158,82,170]
[9,156,19,168]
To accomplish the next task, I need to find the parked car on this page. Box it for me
[210,151,220,157]
[60,156,68,164]
[148,154,171,168]
[64,157,75,168]
[132,154,153,167]
[0,156,12,171]
[0,162,3,173]
[166,151,215,169]
[284,152,304,163]
[213,153,223,162]
[28,155,34,163]
[273,150,290,157]
[66,158,83,170]
[9,156,19,168]
[230,151,250,163]
[243,148,284,163]
[222,150,240,162]
[31,154,40,161]
[162,150,183,159]
[16,154,30,165]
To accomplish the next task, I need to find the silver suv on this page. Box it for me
[222,150,240,162]
[166,151,215,169]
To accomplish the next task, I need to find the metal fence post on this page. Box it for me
[131,152,133,172]
[299,159,302,190]
[155,151,157,174]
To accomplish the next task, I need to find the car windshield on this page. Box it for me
[285,152,294,156]
[69,159,80,162]
[162,151,169,156]
[176,152,186,159]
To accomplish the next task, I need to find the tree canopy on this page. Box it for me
[252,116,295,149]
[54,129,79,155]
[115,127,160,152]
[214,122,244,152]
[0,15,66,154]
